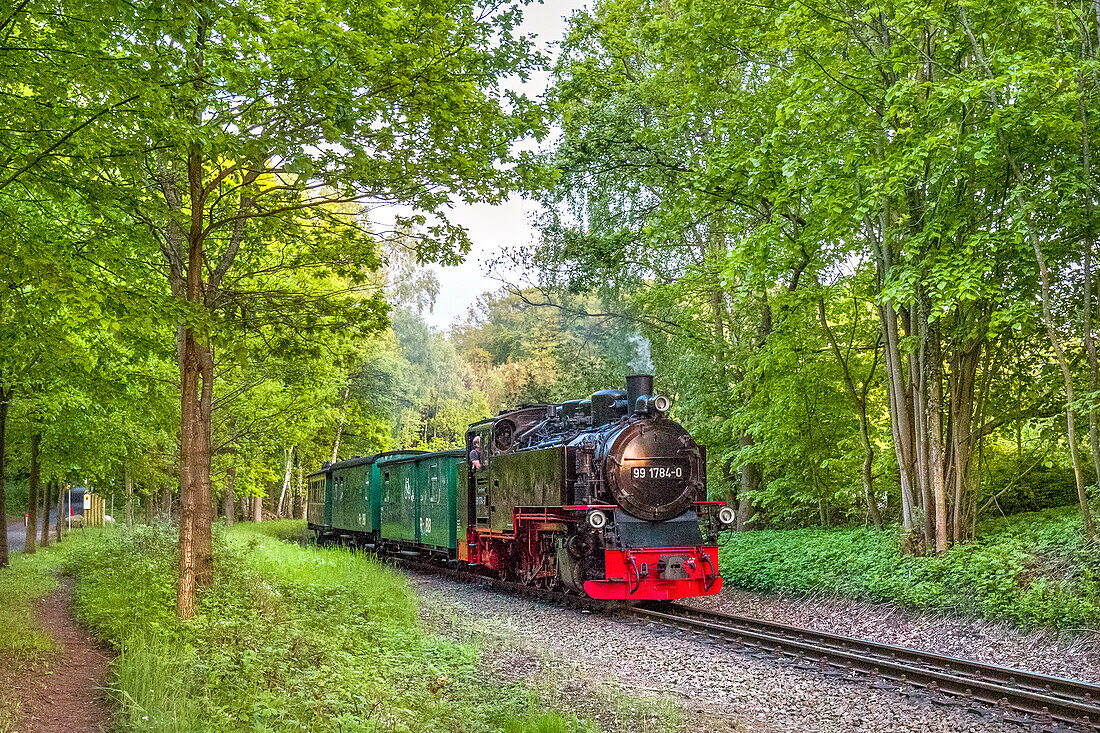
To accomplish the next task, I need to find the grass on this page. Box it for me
[0,547,62,733]
[0,520,685,733]
[719,504,1100,630]
[54,521,615,733]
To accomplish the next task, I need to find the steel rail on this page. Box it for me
[632,602,1100,730]
[375,551,1100,730]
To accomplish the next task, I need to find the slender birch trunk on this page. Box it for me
[926,336,948,554]
[278,447,294,518]
[40,478,51,548]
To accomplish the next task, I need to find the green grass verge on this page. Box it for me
[59,521,603,733]
[0,551,61,661]
[719,505,1100,629]
[0,546,62,733]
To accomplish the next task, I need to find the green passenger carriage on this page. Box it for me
[308,450,426,544]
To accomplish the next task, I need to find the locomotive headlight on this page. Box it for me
[653,394,671,412]
[718,506,736,525]
[587,510,608,529]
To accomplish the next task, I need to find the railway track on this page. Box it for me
[380,551,1100,730]
[632,601,1100,731]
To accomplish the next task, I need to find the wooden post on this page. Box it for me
[40,478,51,548]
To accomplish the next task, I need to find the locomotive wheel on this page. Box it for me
[565,530,595,560]
[556,544,587,593]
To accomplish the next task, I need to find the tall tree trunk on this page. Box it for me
[926,336,948,554]
[40,477,51,549]
[1035,235,1095,539]
[911,315,935,549]
[1084,247,1100,485]
[25,433,40,554]
[949,338,981,545]
[241,495,250,522]
[857,413,883,529]
[277,447,294,518]
[1078,55,1100,487]
[172,13,215,619]
[177,319,215,614]
[56,479,64,542]
[331,387,350,464]
[881,305,917,534]
[253,494,263,523]
[0,386,9,568]
[224,465,235,528]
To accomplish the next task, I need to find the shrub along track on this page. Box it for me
[382,553,1100,731]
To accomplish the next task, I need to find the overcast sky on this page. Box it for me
[419,0,586,330]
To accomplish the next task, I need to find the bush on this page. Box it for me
[980,460,1082,516]
[718,505,1100,629]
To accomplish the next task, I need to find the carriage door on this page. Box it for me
[473,430,491,527]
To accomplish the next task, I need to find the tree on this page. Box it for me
[532,0,1100,547]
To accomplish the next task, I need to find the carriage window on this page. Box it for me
[429,464,439,503]
[383,472,390,501]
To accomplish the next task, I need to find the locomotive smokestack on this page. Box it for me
[626,374,654,414]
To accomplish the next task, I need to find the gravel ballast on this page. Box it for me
[687,587,1100,684]
[408,573,1040,733]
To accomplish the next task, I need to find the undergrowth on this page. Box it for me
[719,504,1100,629]
[61,521,600,733]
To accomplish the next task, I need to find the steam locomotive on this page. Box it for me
[307,374,734,601]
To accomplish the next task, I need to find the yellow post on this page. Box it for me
[84,493,106,527]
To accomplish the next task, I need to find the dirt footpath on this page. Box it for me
[6,578,111,733]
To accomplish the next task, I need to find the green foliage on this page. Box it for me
[59,522,595,732]
[520,0,1100,537]
[719,506,1100,629]
[451,289,640,413]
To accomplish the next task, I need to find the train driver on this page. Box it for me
[469,435,484,470]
